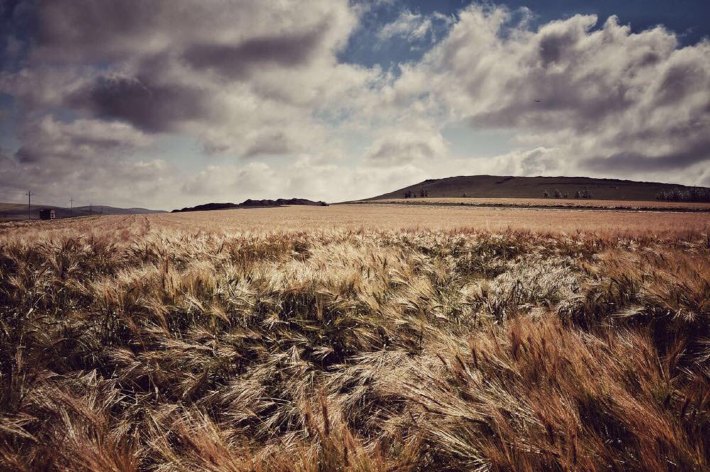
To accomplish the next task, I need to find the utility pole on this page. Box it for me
[70,197,74,217]
[26,191,31,220]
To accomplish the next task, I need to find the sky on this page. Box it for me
[0,0,708,210]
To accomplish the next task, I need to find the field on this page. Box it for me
[0,205,708,471]
[370,198,710,212]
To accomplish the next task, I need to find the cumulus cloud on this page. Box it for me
[69,75,214,134]
[7,0,369,155]
[182,27,328,78]
[398,5,710,183]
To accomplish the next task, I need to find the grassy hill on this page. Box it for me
[367,175,710,201]
[173,198,327,213]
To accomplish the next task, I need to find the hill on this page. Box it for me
[173,198,328,213]
[172,198,328,213]
[0,203,164,220]
[367,175,710,201]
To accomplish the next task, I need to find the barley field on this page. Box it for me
[0,207,708,471]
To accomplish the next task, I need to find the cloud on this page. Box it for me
[477,147,565,176]
[181,162,276,197]
[182,27,327,79]
[9,0,367,157]
[0,116,168,208]
[178,156,430,204]
[378,11,432,42]
[69,75,214,133]
[396,6,710,183]
[583,134,710,172]
[14,116,152,166]
[377,10,453,44]
[365,127,448,166]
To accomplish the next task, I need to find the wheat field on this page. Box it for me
[0,207,708,471]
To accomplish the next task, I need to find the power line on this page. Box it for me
[26,191,31,220]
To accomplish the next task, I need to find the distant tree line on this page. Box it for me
[543,189,593,199]
[403,189,429,198]
[656,187,710,202]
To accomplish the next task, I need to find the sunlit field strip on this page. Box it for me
[151,204,710,235]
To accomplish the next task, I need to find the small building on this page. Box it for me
[39,209,56,220]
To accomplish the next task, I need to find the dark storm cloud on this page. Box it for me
[70,75,213,133]
[183,26,326,78]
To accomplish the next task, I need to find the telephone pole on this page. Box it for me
[26,191,31,220]
[70,197,74,217]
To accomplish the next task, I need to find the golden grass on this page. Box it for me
[0,209,708,471]
[153,204,710,234]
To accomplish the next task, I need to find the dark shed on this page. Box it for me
[39,209,56,220]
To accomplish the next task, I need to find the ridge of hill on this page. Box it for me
[366,175,710,202]
[172,198,328,213]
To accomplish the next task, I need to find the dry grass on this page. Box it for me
[152,204,710,234]
[0,209,708,471]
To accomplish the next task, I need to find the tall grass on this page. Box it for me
[0,217,707,470]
